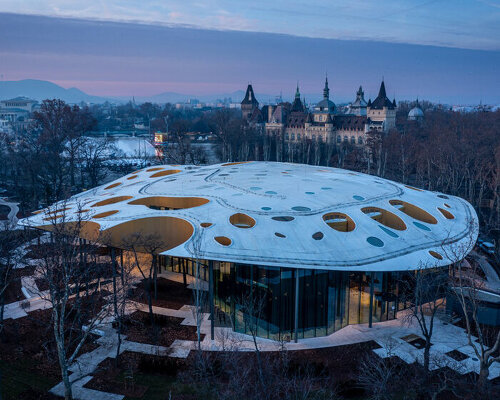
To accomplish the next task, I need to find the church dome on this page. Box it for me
[408,106,424,120]
[314,98,335,113]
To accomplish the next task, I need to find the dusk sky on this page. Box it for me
[1,1,499,103]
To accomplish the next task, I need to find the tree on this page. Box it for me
[0,220,26,335]
[119,232,163,341]
[29,205,112,400]
[448,253,500,390]
[79,137,113,188]
[401,265,448,371]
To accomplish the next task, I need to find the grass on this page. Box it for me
[0,359,59,399]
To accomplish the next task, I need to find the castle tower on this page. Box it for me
[367,80,396,132]
[348,86,367,116]
[241,84,259,120]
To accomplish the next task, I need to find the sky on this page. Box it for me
[0,1,499,103]
[2,0,500,50]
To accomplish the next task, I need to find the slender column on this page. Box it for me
[209,260,214,340]
[294,269,300,343]
[369,272,374,328]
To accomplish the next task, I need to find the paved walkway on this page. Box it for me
[0,197,19,224]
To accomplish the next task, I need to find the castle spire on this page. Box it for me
[323,74,330,100]
[295,83,301,99]
[378,80,387,99]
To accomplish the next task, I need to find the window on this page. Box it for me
[297,133,301,140]
[291,133,295,140]
[358,136,363,144]
[285,133,289,139]
[337,135,341,143]
[351,136,355,144]
[344,136,348,142]
[312,134,316,140]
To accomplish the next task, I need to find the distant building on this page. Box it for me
[241,84,259,120]
[348,86,367,116]
[366,81,397,132]
[0,96,38,131]
[408,100,424,122]
[244,78,397,146]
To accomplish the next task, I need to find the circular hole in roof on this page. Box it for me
[378,225,399,238]
[367,236,384,247]
[305,192,315,195]
[215,236,232,246]
[438,207,455,219]
[197,185,215,189]
[405,185,423,192]
[292,206,311,212]
[150,169,181,178]
[255,174,267,176]
[272,216,294,222]
[321,187,332,190]
[37,221,101,242]
[323,212,355,232]
[129,197,209,210]
[265,191,277,195]
[312,232,324,240]
[374,181,384,184]
[92,196,133,207]
[232,193,243,196]
[413,221,431,231]
[105,182,121,190]
[444,203,451,208]
[146,167,164,172]
[200,222,212,228]
[103,217,193,253]
[230,213,256,229]
[389,200,438,224]
[429,250,443,260]
[275,232,286,238]
[353,195,365,201]
[222,161,251,166]
[250,186,262,191]
[437,194,449,199]
[127,175,138,180]
[93,210,119,219]
[361,207,407,231]
[219,174,229,176]
[261,207,272,211]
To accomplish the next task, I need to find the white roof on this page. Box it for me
[21,162,478,271]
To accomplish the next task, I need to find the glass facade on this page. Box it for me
[159,256,413,340]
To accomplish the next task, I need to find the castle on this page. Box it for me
[241,78,397,146]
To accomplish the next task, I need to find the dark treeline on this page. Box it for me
[0,99,498,232]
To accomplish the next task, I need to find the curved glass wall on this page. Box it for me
[159,256,410,340]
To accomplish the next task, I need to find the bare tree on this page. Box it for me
[29,206,112,400]
[401,264,448,371]
[448,254,500,388]
[0,219,27,334]
[190,230,206,351]
[119,232,163,339]
[238,287,267,389]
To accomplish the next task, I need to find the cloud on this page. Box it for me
[0,1,498,50]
